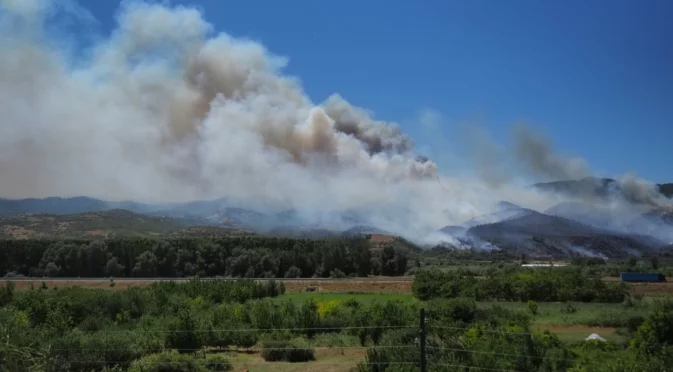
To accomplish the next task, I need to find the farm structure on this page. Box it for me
[619,272,666,283]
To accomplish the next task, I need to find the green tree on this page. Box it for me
[132,251,158,277]
[527,300,539,316]
[284,266,302,278]
[166,310,203,354]
[105,257,125,277]
[631,300,673,356]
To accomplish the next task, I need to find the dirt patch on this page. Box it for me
[229,347,365,372]
[85,229,110,237]
[3,280,153,291]
[369,234,395,244]
[283,280,411,293]
[629,282,673,296]
[2,278,413,293]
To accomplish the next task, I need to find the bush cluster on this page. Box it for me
[412,267,627,303]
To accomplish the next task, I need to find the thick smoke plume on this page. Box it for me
[0,1,668,244]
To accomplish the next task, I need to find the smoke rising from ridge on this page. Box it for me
[0,1,668,244]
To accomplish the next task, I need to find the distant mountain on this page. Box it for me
[0,209,183,239]
[2,191,671,258]
[342,225,392,237]
[533,177,673,199]
[0,196,165,217]
[462,202,533,228]
[434,201,532,239]
[659,184,673,198]
[533,177,617,198]
[464,210,664,258]
[265,226,340,238]
[626,211,673,243]
[545,202,625,231]
[0,197,110,216]
[437,225,467,236]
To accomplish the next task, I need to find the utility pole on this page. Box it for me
[419,307,427,372]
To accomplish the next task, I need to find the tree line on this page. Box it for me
[412,267,628,303]
[0,237,410,278]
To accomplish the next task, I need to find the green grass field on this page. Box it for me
[477,300,652,343]
[477,300,649,327]
[274,292,656,343]
[210,348,364,372]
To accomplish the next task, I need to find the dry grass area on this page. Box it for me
[2,277,413,293]
[5,276,673,297]
[171,226,254,238]
[629,282,673,296]
[4,280,152,291]
[283,279,411,293]
[369,234,395,244]
[222,348,365,372]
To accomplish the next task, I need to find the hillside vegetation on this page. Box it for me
[0,210,182,239]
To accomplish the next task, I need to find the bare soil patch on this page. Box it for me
[629,282,673,296]
[228,347,365,372]
[2,277,413,293]
[4,280,152,291]
[283,280,411,293]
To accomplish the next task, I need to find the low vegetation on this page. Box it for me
[412,267,627,302]
[0,210,182,239]
[3,236,673,370]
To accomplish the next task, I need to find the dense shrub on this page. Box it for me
[260,340,315,362]
[413,267,627,303]
[205,355,233,371]
[128,351,214,372]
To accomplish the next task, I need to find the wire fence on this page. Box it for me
[11,323,538,335]
[2,313,575,371]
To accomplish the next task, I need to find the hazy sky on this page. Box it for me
[28,0,673,183]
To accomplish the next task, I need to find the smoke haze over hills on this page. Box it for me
[0,0,671,246]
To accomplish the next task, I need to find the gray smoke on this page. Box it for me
[459,123,512,188]
[617,173,673,212]
[0,1,667,245]
[512,123,590,182]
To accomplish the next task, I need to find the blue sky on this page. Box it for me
[79,0,673,183]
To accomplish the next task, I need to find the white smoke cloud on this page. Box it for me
[0,1,666,244]
[0,0,47,18]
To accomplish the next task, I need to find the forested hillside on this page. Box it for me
[0,210,183,239]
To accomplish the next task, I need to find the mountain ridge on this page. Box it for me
[533,177,673,199]
[3,177,673,258]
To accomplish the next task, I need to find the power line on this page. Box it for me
[428,324,534,336]
[54,360,420,366]
[427,346,576,363]
[16,325,417,334]
[50,345,417,352]
[54,360,523,371]
[11,323,541,335]
[428,362,521,372]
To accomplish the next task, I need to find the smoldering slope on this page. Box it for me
[0,1,668,245]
